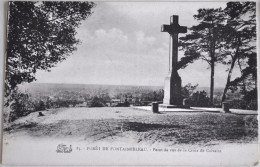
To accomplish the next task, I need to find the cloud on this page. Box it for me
[35,2,231,87]
[135,31,156,46]
[77,28,129,52]
[77,27,160,56]
[95,28,128,44]
[36,27,169,86]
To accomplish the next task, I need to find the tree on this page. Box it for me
[5,1,95,104]
[230,53,257,91]
[220,2,256,103]
[228,53,257,110]
[179,8,226,106]
[182,83,198,98]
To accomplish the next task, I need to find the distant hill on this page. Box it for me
[18,83,163,98]
[18,83,224,97]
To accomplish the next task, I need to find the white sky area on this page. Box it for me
[35,1,242,87]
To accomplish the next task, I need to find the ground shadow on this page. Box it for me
[122,122,186,132]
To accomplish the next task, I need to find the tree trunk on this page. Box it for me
[222,35,240,103]
[237,58,246,93]
[209,60,215,106]
[209,27,216,107]
[222,56,237,103]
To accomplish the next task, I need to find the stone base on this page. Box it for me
[159,104,190,109]
[163,71,183,106]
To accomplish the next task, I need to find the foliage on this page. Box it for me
[89,96,106,107]
[229,99,257,110]
[179,8,226,106]
[7,90,35,122]
[189,91,210,107]
[179,2,256,106]
[221,2,256,103]
[181,83,210,107]
[140,89,164,102]
[34,100,46,111]
[115,100,130,107]
[5,1,95,100]
[182,83,198,98]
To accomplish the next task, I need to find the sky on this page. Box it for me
[34,1,241,88]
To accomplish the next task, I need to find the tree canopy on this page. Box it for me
[5,1,95,100]
[179,8,226,106]
[179,2,256,106]
[220,2,256,103]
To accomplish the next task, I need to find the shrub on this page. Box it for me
[244,116,258,129]
[247,100,257,110]
[190,91,210,107]
[8,90,35,122]
[34,100,46,111]
[89,96,106,107]
[229,99,257,110]
[115,100,130,107]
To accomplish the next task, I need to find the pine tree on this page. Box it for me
[179,8,226,106]
[220,2,256,103]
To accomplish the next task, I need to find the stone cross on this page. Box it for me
[161,15,187,106]
[161,15,187,73]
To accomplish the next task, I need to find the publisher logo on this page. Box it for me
[56,144,72,153]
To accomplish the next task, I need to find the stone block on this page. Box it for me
[221,102,230,113]
[152,102,159,113]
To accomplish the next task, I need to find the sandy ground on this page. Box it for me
[4,107,258,144]
[2,107,259,165]
[14,107,152,123]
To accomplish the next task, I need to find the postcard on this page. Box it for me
[1,1,259,166]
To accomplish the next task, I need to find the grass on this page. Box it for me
[4,107,258,146]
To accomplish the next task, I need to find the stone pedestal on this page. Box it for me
[152,102,159,113]
[221,102,230,113]
[162,71,182,106]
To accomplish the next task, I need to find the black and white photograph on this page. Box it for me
[1,0,259,166]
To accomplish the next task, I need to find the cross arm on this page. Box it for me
[161,24,187,34]
[161,24,171,32]
[178,26,187,33]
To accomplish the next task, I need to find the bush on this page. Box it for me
[34,100,46,111]
[8,90,35,122]
[182,83,198,98]
[247,100,257,110]
[115,100,130,107]
[89,96,106,107]
[190,91,210,107]
[229,99,257,110]
[244,116,258,128]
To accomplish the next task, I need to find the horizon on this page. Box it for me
[21,82,225,89]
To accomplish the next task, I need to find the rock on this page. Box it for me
[38,112,45,116]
